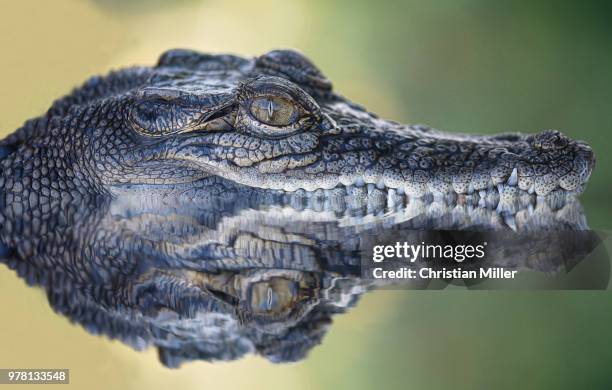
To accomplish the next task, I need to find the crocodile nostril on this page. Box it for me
[533,129,569,150]
[553,137,568,149]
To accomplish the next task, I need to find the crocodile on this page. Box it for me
[0,49,599,366]
[0,49,595,196]
[0,49,596,253]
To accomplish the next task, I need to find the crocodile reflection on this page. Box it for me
[0,177,603,367]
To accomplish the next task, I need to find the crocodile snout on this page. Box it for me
[521,130,595,195]
[302,126,597,199]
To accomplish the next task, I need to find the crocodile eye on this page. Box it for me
[250,96,298,127]
[249,278,298,314]
[130,99,201,136]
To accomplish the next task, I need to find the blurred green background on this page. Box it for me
[0,1,612,389]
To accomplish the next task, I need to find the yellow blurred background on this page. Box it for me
[1,1,612,389]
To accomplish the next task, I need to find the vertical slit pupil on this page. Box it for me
[267,287,273,310]
[267,99,274,121]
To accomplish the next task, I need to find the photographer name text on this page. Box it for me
[369,241,517,280]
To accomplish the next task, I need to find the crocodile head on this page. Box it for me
[2,49,595,203]
[0,49,600,367]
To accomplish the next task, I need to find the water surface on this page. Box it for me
[1,1,612,389]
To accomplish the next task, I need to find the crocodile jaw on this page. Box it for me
[174,120,595,198]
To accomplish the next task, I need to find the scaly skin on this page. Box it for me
[0,49,595,254]
[0,49,595,195]
[0,49,599,366]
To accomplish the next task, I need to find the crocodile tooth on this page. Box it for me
[528,203,534,216]
[497,183,504,194]
[528,184,535,194]
[387,189,396,208]
[479,190,486,199]
[486,190,500,209]
[387,188,402,209]
[396,187,405,195]
[478,197,486,208]
[367,188,386,214]
[376,180,386,190]
[467,183,475,194]
[503,214,518,231]
[367,183,375,194]
[518,192,533,208]
[507,168,518,186]
[354,177,365,187]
